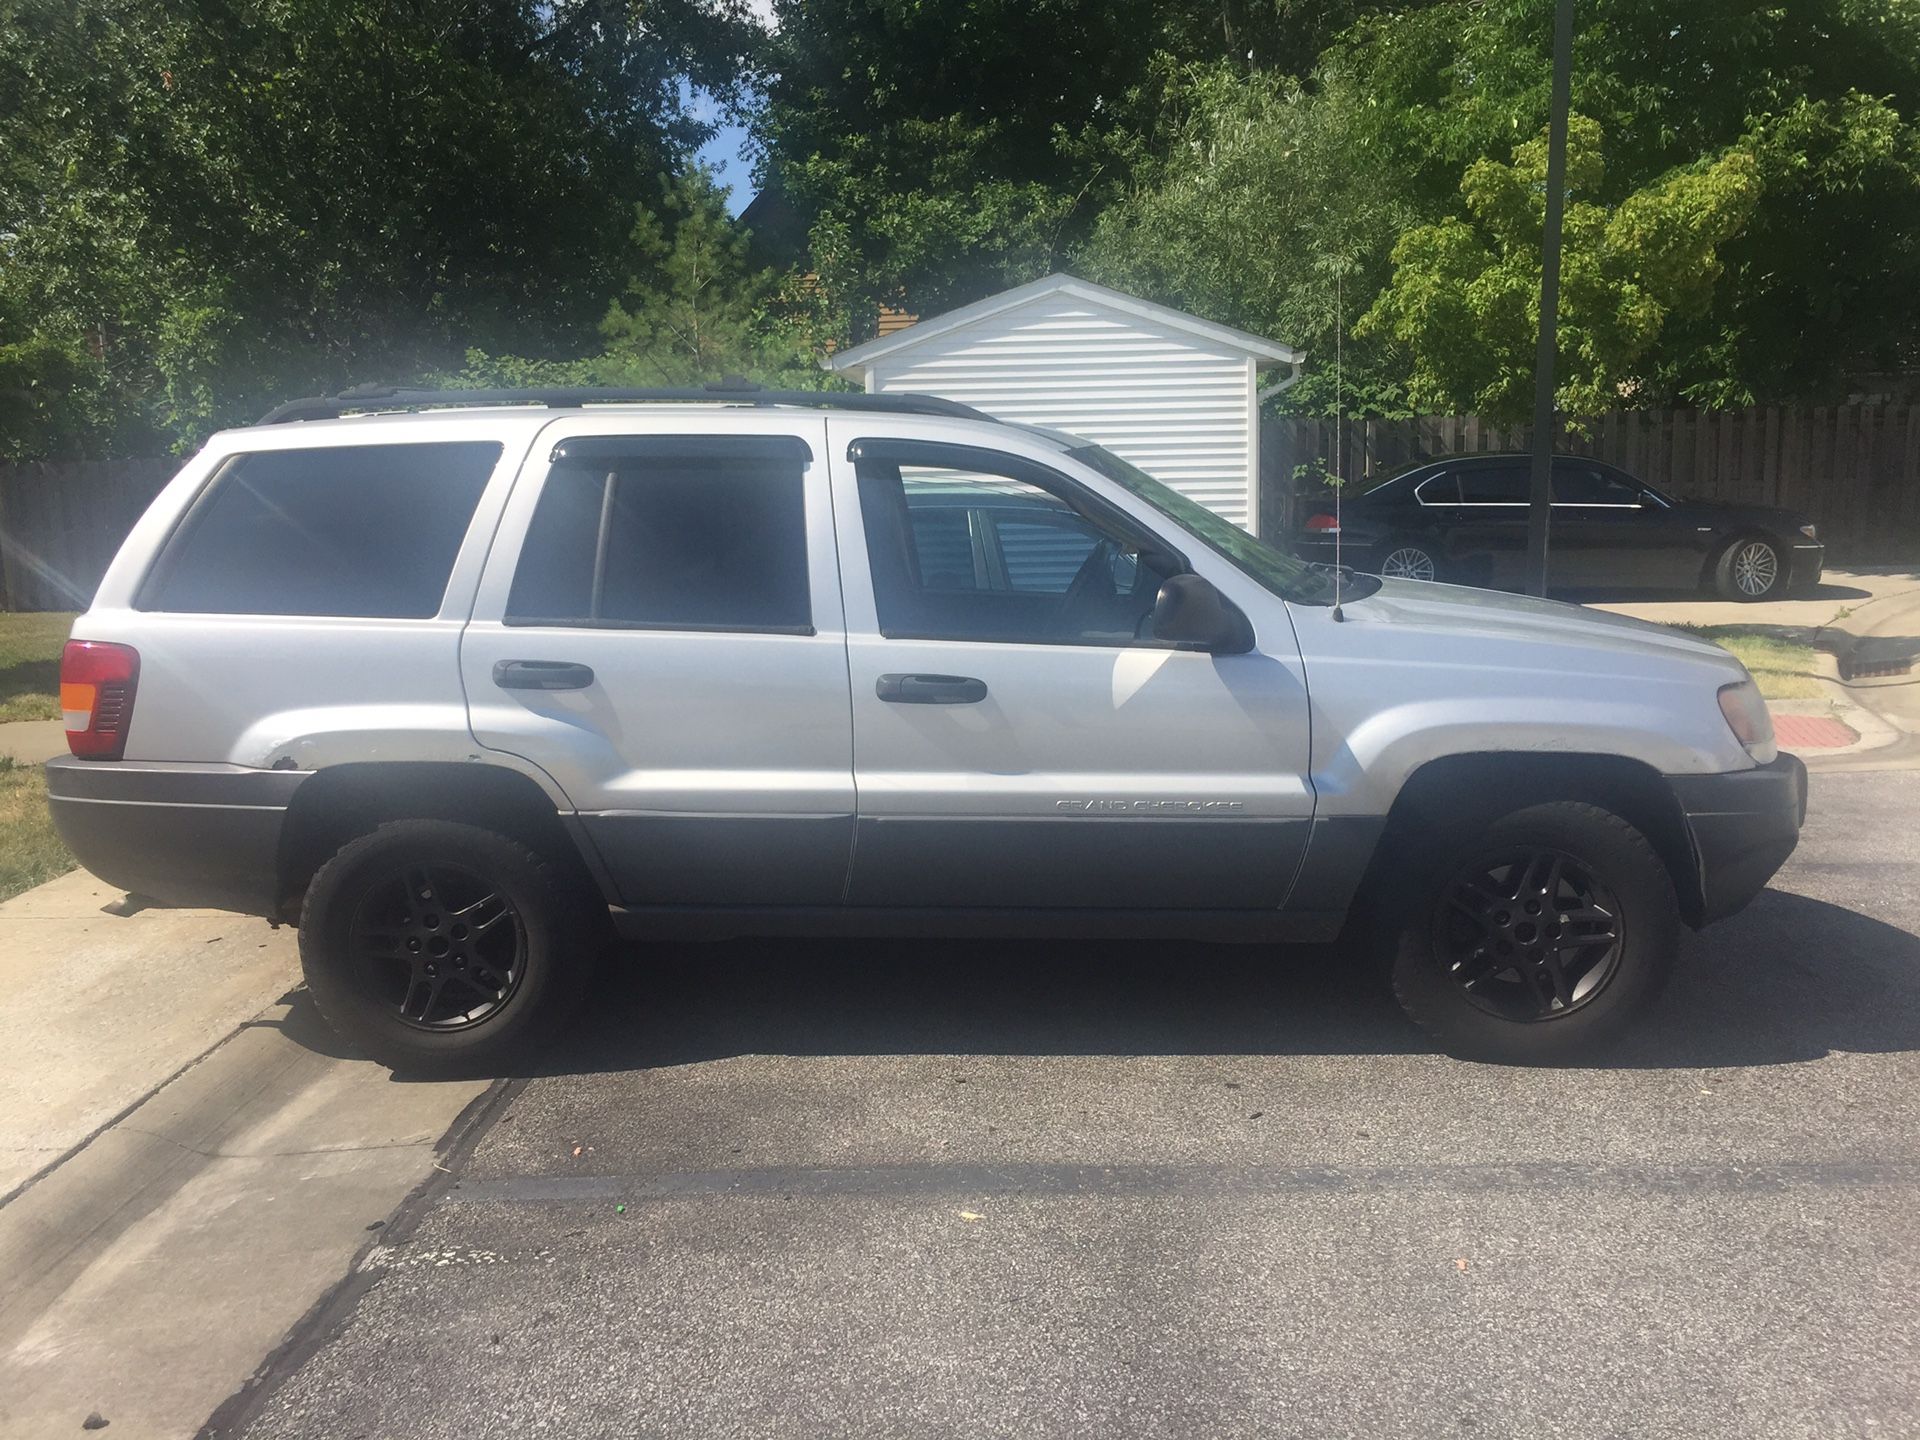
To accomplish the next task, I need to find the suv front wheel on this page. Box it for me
[299,819,600,1074]
[1387,801,1679,1063]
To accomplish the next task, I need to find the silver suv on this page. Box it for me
[47,388,1807,1071]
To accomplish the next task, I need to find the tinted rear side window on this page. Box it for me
[1457,466,1529,504]
[506,435,812,633]
[140,442,501,617]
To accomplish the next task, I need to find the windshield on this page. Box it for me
[1067,444,1334,602]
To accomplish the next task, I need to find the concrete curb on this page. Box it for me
[1788,652,1909,764]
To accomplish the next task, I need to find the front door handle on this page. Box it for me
[493,659,596,691]
[876,673,988,705]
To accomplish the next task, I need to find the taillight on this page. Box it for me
[61,641,140,760]
[1304,513,1340,534]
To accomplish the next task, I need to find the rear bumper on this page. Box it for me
[1290,535,1387,571]
[45,756,308,916]
[1666,753,1807,924]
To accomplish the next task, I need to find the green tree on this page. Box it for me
[1339,0,1920,403]
[1077,57,1417,415]
[1358,116,1761,421]
[753,0,1412,326]
[446,172,839,391]
[0,0,752,456]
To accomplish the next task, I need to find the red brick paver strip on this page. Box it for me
[1771,712,1858,750]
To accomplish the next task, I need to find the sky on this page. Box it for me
[696,0,775,216]
[695,112,756,216]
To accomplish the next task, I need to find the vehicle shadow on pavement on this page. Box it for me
[487,886,1920,1077]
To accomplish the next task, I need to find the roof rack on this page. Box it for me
[256,381,995,426]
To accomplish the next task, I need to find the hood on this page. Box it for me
[1338,577,1745,669]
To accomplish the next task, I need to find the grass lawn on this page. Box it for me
[1677,625,1823,700]
[0,756,73,901]
[0,610,77,722]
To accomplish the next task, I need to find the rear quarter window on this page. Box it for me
[138,441,502,617]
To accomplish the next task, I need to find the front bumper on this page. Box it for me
[45,756,308,915]
[1666,753,1807,924]
[1788,542,1825,592]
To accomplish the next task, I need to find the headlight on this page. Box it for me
[1718,680,1777,764]
[1799,523,1818,540]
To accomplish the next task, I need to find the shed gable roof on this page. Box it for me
[825,273,1302,375]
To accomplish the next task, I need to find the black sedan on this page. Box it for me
[1289,453,1824,600]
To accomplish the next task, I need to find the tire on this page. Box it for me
[1384,801,1679,1064]
[1714,536,1785,601]
[1379,540,1442,583]
[299,819,601,1074]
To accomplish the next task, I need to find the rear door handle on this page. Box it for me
[493,659,596,691]
[876,673,988,705]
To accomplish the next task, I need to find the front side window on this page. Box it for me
[507,435,812,633]
[856,444,1176,646]
[140,441,502,617]
[1553,466,1642,505]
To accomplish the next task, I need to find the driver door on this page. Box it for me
[828,425,1315,912]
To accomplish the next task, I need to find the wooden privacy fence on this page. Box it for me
[1260,405,1920,557]
[0,458,177,611]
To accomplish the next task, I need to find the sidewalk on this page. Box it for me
[0,719,65,765]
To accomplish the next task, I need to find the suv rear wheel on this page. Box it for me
[299,819,600,1074]
[1386,801,1679,1063]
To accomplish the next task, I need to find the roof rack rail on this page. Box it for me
[256,381,995,426]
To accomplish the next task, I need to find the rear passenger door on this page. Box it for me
[461,418,856,908]
[1452,461,1532,588]
[1549,461,1649,588]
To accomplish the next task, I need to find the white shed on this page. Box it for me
[824,273,1302,532]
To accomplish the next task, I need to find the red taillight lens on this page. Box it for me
[1304,513,1340,533]
[61,641,140,760]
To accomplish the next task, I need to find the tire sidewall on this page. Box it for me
[300,820,592,1071]
[1388,803,1679,1063]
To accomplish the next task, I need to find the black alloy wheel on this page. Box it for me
[1431,846,1624,1022]
[348,862,527,1030]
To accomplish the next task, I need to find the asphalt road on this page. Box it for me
[222,770,1920,1440]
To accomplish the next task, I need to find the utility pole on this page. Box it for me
[1524,0,1575,597]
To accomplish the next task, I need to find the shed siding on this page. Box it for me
[863,295,1259,529]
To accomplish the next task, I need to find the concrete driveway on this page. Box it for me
[217,770,1920,1440]
[0,874,489,1439]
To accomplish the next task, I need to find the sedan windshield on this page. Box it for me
[1067,444,1336,603]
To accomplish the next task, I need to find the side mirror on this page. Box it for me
[1153,574,1253,654]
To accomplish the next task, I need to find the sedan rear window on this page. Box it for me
[139,442,501,617]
